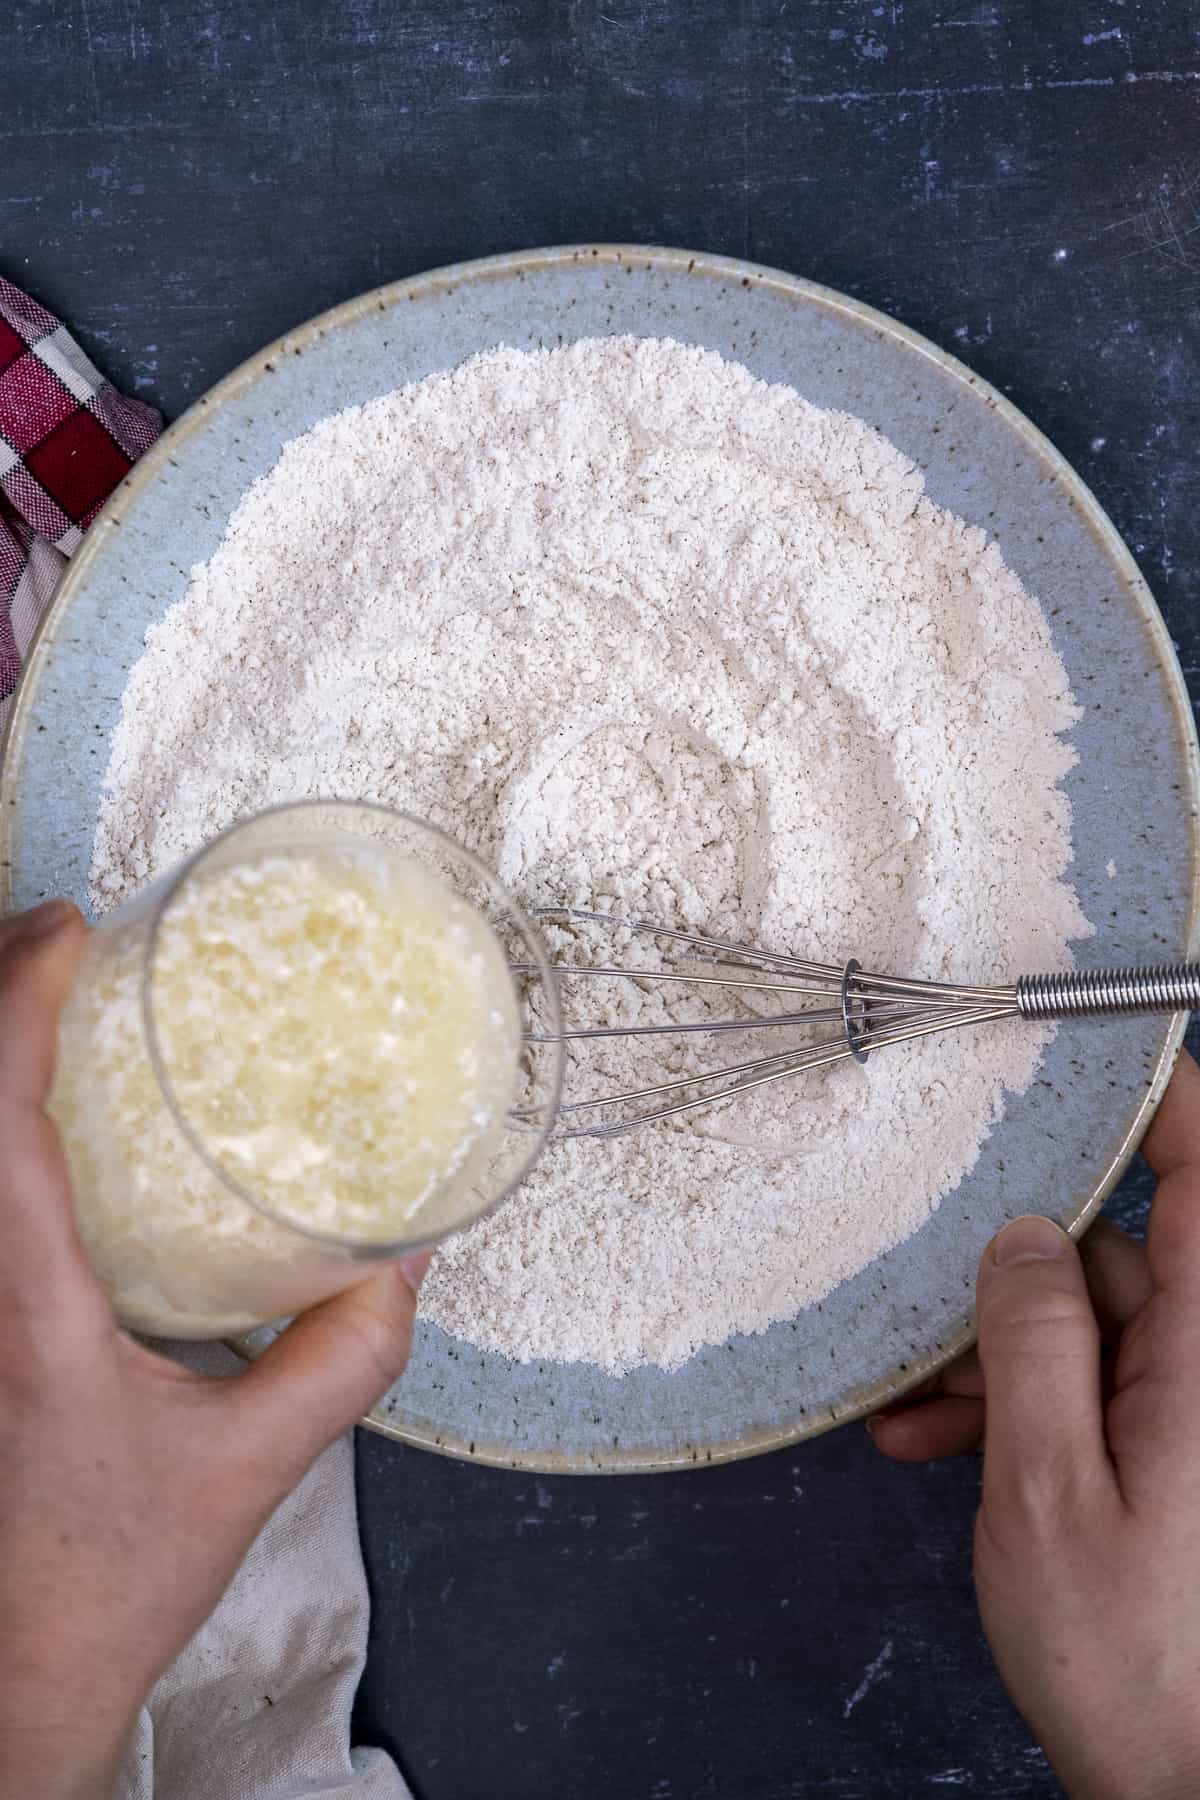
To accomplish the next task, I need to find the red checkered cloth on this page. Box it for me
[0,276,161,727]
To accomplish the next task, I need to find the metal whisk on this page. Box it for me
[520,909,1200,1139]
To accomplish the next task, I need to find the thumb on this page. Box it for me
[0,901,85,1104]
[975,1214,1115,1525]
[0,903,110,1333]
[221,1252,433,1494]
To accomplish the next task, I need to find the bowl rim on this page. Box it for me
[3,240,1197,1473]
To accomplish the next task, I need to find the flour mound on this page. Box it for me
[93,336,1091,1373]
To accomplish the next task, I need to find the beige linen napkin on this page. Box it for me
[119,1346,409,1800]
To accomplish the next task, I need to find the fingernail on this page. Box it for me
[398,1250,434,1296]
[992,1215,1069,1267]
[864,1414,885,1437]
[17,899,74,939]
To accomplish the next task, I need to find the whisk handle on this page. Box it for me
[1016,963,1200,1021]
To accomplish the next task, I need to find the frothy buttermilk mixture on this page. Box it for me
[52,848,519,1334]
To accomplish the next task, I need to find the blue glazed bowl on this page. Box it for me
[3,245,1196,1471]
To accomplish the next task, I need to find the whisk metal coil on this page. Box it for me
[1016,963,1200,1019]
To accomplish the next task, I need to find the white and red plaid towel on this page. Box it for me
[0,276,161,726]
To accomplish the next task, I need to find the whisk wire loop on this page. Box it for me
[517,910,1200,1138]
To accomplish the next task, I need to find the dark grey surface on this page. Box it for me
[5,2,1198,1795]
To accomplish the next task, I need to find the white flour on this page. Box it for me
[92,336,1091,1373]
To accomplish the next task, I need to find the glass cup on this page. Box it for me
[49,802,562,1337]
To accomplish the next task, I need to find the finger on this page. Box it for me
[0,910,107,1330]
[0,899,79,959]
[874,1349,984,1420]
[220,1255,429,1492]
[868,1395,983,1462]
[0,903,85,1106]
[880,1223,1147,1467]
[1079,1218,1153,1337]
[976,1215,1116,1520]
[1141,1048,1200,1180]
[877,1370,944,1407]
[1139,1051,1200,1296]
[1102,1055,1200,1490]
[881,1221,1144,1413]
[939,1347,984,1399]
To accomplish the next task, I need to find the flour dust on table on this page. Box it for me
[92,336,1091,1374]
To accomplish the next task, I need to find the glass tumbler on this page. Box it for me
[48,802,562,1337]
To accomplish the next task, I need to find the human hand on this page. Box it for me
[0,902,430,1800]
[871,1050,1200,1800]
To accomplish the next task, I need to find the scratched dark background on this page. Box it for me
[6,2,1199,1796]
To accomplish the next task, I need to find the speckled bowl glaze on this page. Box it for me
[2,246,1197,1473]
